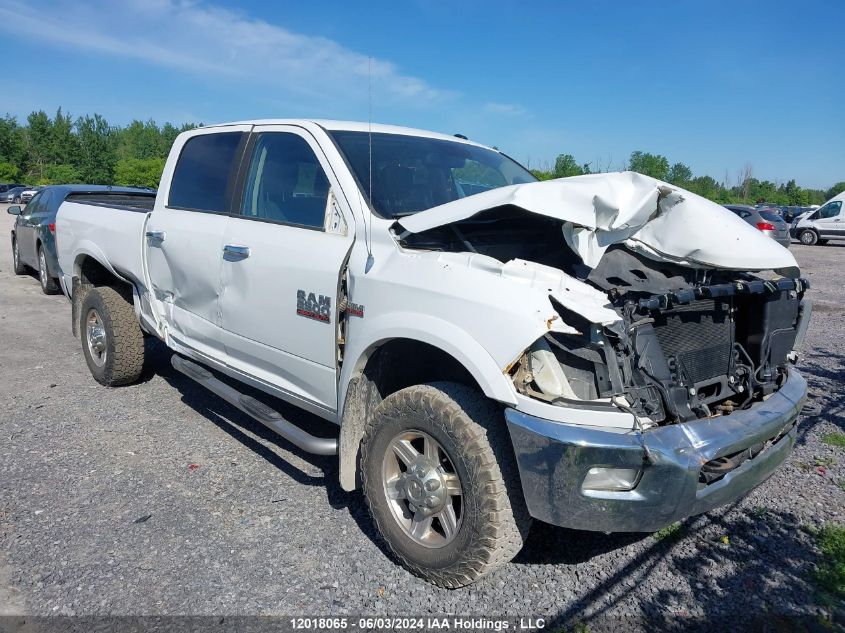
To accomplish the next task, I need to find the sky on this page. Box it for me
[1,0,843,189]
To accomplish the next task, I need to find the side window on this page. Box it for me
[240,132,330,228]
[22,192,42,217]
[34,190,52,214]
[168,132,245,213]
[818,201,842,219]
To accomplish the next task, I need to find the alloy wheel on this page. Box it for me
[382,430,463,548]
[39,250,48,288]
[85,309,108,368]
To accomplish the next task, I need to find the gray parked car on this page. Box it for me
[3,186,28,204]
[723,205,791,249]
[8,185,156,294]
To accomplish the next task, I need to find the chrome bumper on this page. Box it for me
[506,370,807,532]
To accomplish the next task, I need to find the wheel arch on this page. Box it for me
[336,319,519,491]
[799,227,820,244]
[70,251,141,338]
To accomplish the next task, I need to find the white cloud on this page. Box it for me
[483,102,529,117]
[0,0,452,107]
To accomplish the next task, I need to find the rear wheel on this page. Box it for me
[361,383,531,588]
[798,229,818,245]
[12,237,26,275]
[79,286,145,386]
[38,246,60,295]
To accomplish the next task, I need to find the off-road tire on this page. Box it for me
[12,237,26,275]
[79,286,145,386]
[38,246,60,295]
[361,382,531,588]
[798,229,818,245]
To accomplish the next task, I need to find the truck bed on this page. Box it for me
[56,198,152,294]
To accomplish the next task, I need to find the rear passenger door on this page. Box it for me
[145,126,250,360]
[217,125,354,413]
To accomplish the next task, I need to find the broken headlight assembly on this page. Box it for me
[512,254,810,426]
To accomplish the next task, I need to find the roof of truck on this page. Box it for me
[202,119,492,149]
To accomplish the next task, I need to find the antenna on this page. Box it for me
[365,56,375,272]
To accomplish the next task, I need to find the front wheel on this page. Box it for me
[79,286,145,386]
[361,383,531,588]
[38,246,60,294]
[798,229,818,245]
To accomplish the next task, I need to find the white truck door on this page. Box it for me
[815,200,843,237]
[145,127,250,359]
[218,125,354,413]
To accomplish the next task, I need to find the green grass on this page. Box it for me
[814,456,836,468]
[794,460,813,472]
[655,522,684,541]
[751,505,770,518]
[813,524,845,604]
[822,432,845,448]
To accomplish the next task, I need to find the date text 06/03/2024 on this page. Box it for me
[289,617,547,630]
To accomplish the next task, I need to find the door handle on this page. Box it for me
[145,230,166,242]
[223,244,250,258]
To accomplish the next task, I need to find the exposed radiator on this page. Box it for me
[652,299,734,384]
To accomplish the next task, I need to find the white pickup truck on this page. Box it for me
[57,120,810,587]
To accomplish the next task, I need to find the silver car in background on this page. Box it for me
[20,187,42,204]
[723,205,791,248]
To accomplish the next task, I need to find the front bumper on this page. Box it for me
[506,369,806,532]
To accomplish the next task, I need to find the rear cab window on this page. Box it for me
[168,132,246,213]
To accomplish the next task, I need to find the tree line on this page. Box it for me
[1,108,842,205]
[0,109,199,189]
[530,151,844,206]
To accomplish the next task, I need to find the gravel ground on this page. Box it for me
[0,205,843,630]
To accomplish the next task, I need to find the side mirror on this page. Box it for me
[7,205,21,215]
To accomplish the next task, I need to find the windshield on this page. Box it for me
[329,131,536,218]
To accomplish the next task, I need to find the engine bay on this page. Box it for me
[397,208,810,425]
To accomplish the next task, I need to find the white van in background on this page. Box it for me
[791,191,845,245]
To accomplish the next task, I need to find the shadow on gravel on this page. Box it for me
[515,523,647,565]
[541,502,832,631]
[147,340,381,547]
[145,337,337,484]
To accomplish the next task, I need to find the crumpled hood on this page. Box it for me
[396,171,799,276]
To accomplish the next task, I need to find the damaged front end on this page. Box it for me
[394,172,811,532]
[511,246,811,428]
[502,246,811,532]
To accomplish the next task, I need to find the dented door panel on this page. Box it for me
[145,208,229,359]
